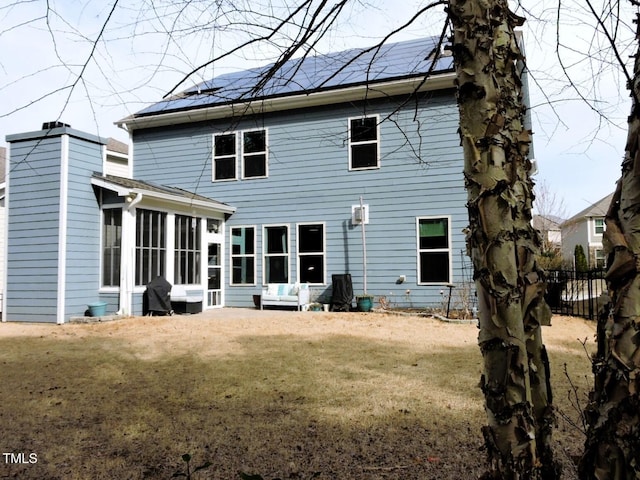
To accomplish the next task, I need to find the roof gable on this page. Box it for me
[563,192,613,225]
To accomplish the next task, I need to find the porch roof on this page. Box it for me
[91,173,236,214]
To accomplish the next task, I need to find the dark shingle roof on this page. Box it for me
[92,173,234,212]
[134,37,452,117]
[564,193,613,225]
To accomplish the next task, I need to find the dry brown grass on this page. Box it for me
[0,310,595,479]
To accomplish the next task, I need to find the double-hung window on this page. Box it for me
[594,218,605,235]
[242,129,268,178]
[174,215,201,285]
[264,225,289,283]
[298,223,325,284]
[102,208,122,287]
[349,116,379,170]
[417,217,451,284]
[135,209,167,286]
[213,133,237,181]
[231,226,256,285]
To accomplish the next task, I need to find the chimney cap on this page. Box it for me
[42,121,70,130]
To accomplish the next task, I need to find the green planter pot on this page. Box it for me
[356,296,374,312]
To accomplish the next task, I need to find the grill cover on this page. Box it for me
[331,274,353,312]
[145,276,173,314]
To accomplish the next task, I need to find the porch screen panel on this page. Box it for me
[135,209,167,286]
[175,215,201,285]
[102,208,122,287]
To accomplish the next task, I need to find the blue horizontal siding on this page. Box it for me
[6,133,105,322]
[133,91,469,308]
[63,136,102,319]
[6,137,62,322]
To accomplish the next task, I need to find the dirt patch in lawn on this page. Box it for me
[0,309,595,479]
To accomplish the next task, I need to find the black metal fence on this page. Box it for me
[545,269,607,320]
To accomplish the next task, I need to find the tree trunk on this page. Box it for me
[579,13,640,480]
[448,0,559,478]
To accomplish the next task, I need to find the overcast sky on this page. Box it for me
[0,0,634,217]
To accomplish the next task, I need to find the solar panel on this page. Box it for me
[135,37,453,117]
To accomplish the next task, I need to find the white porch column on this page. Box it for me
[119,193,142,315]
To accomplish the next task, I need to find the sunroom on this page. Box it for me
[91,174,236,315]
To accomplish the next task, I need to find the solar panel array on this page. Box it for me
[135,37,453,117]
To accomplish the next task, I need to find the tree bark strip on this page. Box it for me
[579,11,640,480]
[448,0,558,478]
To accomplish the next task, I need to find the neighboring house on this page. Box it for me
[0,146,5,315]
[561,193,613,269]
[4,36,511,322]
[105,137,130,177]
[533,214,562,248]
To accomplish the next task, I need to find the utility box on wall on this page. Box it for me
[351,204,369,225]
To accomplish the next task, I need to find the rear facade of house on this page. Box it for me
[130,91,467,309]
[3,37,473,322]
[123,38,469,311]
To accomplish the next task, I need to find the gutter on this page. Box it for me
[117,72,456,131]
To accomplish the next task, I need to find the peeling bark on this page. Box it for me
[579,14,640,480]
[448,0,559,478]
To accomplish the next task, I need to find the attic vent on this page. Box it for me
[425,44,452,61]
[42,121,70,130]
[185,87,221,96]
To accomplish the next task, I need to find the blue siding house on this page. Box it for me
[117,37,466,310]
[4,37,472,322]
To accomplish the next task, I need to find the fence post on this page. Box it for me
[587,270,594,320]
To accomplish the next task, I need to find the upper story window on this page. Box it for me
[349,116,379,170]
[213,133,237,181]
[242,129,268,178]
[594,218,605,235]
[212,129,268,181]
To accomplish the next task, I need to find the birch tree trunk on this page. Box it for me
[579,12,640,479]
[448,0,559,478]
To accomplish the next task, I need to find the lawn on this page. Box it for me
[0,310,595,479]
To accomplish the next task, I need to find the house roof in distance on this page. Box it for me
[563,193,613,225]
[118,37,454,130]
[106,138,128,155]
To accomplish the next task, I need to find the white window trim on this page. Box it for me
[593,217,605,236]
[296,222,327,285]
[416,215,452,285]
[348,114,380,171]
[230,225,257,286]
[262,223,290,285]
[241,128,269,179]
[212,132,238,182]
